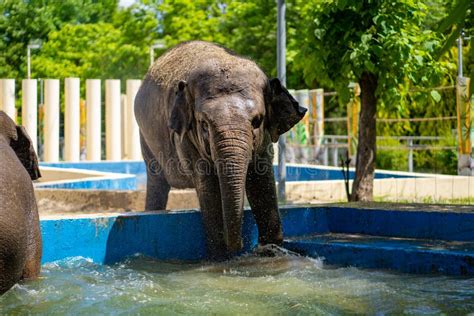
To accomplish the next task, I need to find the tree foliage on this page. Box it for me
[290,0,454,200]
[293,0,449,105]
[220,1,277,78]
[31,3,157,82]
[0,0,470,177]
[435,0,473,92]
[154,0,226,46]
[33,23,141,82]
[0,0,118,79]
[154,0,304,86]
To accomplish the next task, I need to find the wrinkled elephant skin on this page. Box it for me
[135,41,306,259]
[0,111,42,294]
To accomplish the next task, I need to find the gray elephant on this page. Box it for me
[0,111,42,294]
[135,41,306,259]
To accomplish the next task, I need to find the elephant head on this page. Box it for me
[0,111,41,180]
[168,74,306,252]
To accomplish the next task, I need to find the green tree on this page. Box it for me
[31,2,158,82]
[112,2,159,47]
[153,0,305,87]
[154,0,226,47]
[32,23,144,82]
[0,0,118,79]
[293,0,448,201]
[435,0,473,92]
[221,1,277,77]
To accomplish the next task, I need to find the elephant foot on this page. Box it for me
[208,253,232,262]
[206,239,231,261]
[252,244,300,258]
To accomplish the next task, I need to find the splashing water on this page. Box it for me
[1,250,474,314]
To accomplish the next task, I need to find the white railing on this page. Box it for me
[0,78,142,162]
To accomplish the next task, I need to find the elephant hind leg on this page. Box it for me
[19,190,42,280]
[145,167,171,211]
[22,215,42,279]
[22,258,40,280]
[140,134,171,211]
[0,233,26,294]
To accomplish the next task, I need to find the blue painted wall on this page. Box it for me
[275,165,416,181]
[41,161,415,181]
[40,206,474,276]
[41,161,147,175]
[41,210,258,264]
[325,207,474,241]
[284,237,474,275]
[37,176,136,190]
[40,207,322,264]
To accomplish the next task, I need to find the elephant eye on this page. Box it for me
[251,115,263,129]
[201,121,209,135]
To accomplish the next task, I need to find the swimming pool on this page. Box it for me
[4,204,472,313]
[38,161,419,190]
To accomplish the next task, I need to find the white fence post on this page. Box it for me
[333,139,339,166]
[295,89,310,162]
[106,79,121,160]
[121,94,127,159]
[408,138,414,173]
[295,89,310,125]
[126,79,142,160]
[323,138,329,166]
[1,79,16,120]
[310,89,324,151]
[86,79,101,161]
[22,79,38,152]
[44,79,60,162]
[64,78,80,162]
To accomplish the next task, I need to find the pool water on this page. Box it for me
[2,253,474,314]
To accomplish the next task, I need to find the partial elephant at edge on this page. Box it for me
[0,111,42,295]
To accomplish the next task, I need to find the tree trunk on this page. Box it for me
[350,71,377,201]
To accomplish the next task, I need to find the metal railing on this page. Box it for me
[286,134,456,172]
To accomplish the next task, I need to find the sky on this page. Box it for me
[119,0,136,7]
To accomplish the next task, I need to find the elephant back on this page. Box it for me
[147,41,265,90]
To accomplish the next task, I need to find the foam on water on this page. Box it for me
[1,251,474,314]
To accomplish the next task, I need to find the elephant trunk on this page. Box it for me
[214,127,252,253]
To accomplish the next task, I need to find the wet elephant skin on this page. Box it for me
[135,41,306,259]
[0,111,42,294]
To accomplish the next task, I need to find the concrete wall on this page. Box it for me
[36,189,199,217]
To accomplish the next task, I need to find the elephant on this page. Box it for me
[135,41,306,259]
[0,111,42,294]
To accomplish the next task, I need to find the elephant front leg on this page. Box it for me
[246,158,283,245]
[194,174,227,260]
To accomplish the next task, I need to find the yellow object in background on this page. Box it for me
[80,98,87,154]
[456,77,471,155]
[347,83,360,158]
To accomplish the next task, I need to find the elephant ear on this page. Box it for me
[0,111,18,142]
[10,126,41,180]
[169,80,193,136]
[266,78,307,143]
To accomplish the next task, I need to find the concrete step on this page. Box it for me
[284,233,474,276]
